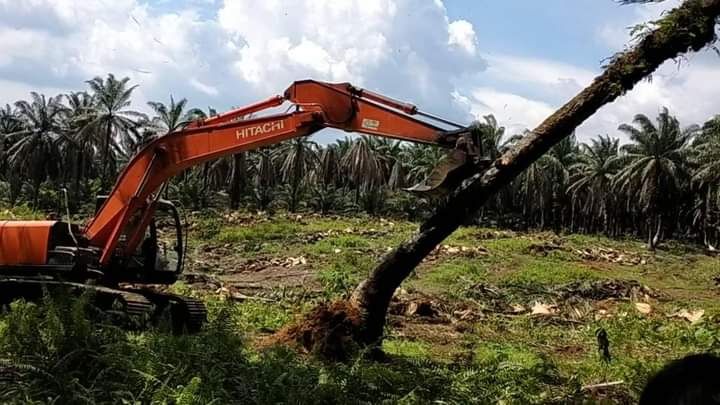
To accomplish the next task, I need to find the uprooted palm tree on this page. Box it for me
[7,93,66,207]
[79,74,146,190]
[276,0,720,354]
[613,108,697,249]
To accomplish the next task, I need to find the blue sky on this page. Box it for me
[447,0,618,63]
[0,0,717,143]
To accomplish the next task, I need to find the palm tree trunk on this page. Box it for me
[102,121,113,191]
[704,186,712,248]
[652,214,663,248]
[342,0,720,346]
[229,153,247,209]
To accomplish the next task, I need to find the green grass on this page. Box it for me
[0,294,590,404]
[1,211,718,403]
[502,257,598,286]
[383,339,431,358]
[215,221,301,244]
[317,252,374,297]
[0,204,45,220]
[416,259,488,293]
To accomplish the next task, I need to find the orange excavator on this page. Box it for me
[0,80,485,331]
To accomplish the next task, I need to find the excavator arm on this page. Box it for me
[84,80,478,266]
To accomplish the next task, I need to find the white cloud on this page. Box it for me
[595,0,683,50]
[455,87,555,136]
[0,0,484,125]
[1,0,717,150]
[448,20,477,55]
[581,52,720,140]
[189,78,219,96]
[485,54,595,92]
[457,50,720,143]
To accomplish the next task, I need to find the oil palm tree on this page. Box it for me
[547,134,579,231]
[471,114,506,160]
[469,116,516,224]
[275,137,318,212]
[251,148,277,211]
[309,144,344,213]
[7,93,66,207]
[62,92,98,196]
[342,136,386,200]
[568,135,621,234]
[147,96,204,136]
[692,116,720,249]
[402,143,445,188]
[614,107,697,249]
[0,104,23,176]
[78,74,146,190]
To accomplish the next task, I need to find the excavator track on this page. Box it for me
[168,293,207,333]
[121,288,207,333]
[0,279,206,333]
[0,278,154,317]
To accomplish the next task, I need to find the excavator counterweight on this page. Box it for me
[0,79,483,331]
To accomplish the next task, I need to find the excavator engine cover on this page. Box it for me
[0,221,56,265]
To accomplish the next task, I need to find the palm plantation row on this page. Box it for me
[0,74,718,250]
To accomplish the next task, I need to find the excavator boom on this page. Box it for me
[0,79,481,332]
[85,80,474,266]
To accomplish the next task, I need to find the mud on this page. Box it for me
[269,300,364,360]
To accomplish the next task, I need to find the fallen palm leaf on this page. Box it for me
[635,302,652,315]
[531,302,557,315]
[672,309,704,324]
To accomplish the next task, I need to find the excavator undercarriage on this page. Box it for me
[0,199,206,332]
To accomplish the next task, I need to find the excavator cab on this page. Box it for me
[96,197,185,284]
[142,200,184,279]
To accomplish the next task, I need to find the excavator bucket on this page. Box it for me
[405,149,483,198]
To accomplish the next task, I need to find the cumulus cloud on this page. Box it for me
[448,20,477,55]
[595,0,683,50]
[453,87,555,136]
[215,0,485,117]
[1,0,717,148]
[582,52,720,140]
[455,48,720,144]
[0,0,485,127]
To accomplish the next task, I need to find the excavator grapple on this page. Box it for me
[0,80,483,331]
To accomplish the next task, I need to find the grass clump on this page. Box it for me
[0,294,587,404]
[317,252,374,298]
[502,258,598,287]
[418,259,488,293]
[383,339,431,359]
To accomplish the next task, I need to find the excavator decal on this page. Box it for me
[236,120,285,139]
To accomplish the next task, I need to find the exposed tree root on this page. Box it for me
[271,0,720,357]
[269,300,365,360]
